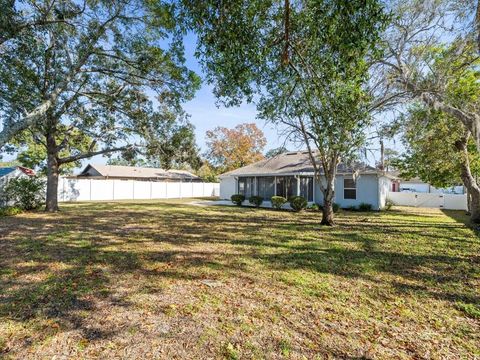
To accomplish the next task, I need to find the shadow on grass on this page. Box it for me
[0,200,479,346]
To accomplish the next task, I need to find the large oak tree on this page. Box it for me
[0,1,200,211]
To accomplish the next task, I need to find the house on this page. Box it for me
[73,164,201,182]
[0,166,35,188]
[219,151,395,210]
[0,166,36,205]
[394,177,464,194]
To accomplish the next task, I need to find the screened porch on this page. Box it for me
[237,176,314,202]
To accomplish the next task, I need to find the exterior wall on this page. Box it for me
[219,176,237,200]
[58,178,219,202]
[221,173,383,209]
[314,174,381,210]
[399,182,465,194]
[378,176,392,209]
[399,182,430,193]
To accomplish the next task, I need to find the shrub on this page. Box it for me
[2,176,45,210]
[384,199,395,211]
[289,196,307,212]
[271,196,287,209]
[346,205,358,211]
[332,203,340,213]
[359,202,373,211]
[230,194,245,206]
[307,203,320,211]
[0,206,23,217]
[249,195,263,207]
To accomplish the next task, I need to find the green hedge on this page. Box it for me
[248,196,263,207]
[230,194,245,206]
[271,196,287,209]
[289,196,307,212]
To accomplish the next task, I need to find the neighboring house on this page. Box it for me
[73,164,201,182]
[389,174,465,194]
[219,151,395,210]
[0,166,36,205]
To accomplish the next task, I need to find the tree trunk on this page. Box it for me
[45,129,60,212]
[321,175,335,226]
[455,138,480,224]
[321,197,334,226]
[469,188,480,224]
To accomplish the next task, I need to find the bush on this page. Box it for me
[346,205,358,211]
[230,194,245,206]
[271,196,287,209]
[0,206,23,217]
[384,199,395,211]
[332,203,340,213]
[289,196,307,212]
[359,202,373,211]
[307,203,320,211]
[249,195,263,207]
[2,176,45,210]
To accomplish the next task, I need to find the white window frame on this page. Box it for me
[343,178,357,200]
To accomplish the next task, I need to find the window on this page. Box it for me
[300,177,314,202]
[276,176,297,199]
[238,177,255,198]
[257,177,275,200]
[344,178,356,199]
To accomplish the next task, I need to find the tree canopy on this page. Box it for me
[205,123,266,172]
[0,0,201,211]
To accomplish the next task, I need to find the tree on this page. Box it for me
[265,146,289,159]
[205,123,266,172]
[378,5,480,222]
[8,128,91,175]
[1,1,200,211]
[196,161,219,182]
[183,0,388,225]
[378,0,480,151]
[395,106,480,220]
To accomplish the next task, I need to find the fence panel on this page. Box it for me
[133,181,151,199]
[387,191,467,210]
[58,178,219,202]
[113,180,134,200]
[387,192,417,207]
[416,193,444,208]
[444,194,468,210]
[151,182,167,198]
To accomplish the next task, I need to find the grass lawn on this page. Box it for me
[0,200,479,359]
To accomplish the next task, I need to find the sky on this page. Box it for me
[180,33,293,153]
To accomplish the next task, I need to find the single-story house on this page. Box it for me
[0,166,35,187]
[219,151,395,210]
[391,176,465,194]
[73,164,201,182]
[0,166,36,205]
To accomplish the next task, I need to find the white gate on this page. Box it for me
[387,192,467,210]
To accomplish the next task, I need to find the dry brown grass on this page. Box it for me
[0,200,479,359]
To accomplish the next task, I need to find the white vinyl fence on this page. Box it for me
[387,192,467,210]
[58,178,220,202]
